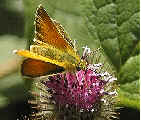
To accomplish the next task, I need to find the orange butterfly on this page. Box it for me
[14,5,86,78]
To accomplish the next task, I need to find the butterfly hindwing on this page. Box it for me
[22,58,64,77]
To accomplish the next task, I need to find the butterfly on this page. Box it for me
[14,4,86,78]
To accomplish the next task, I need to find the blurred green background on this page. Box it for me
[0,0,139,119]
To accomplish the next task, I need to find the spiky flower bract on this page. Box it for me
[28,47,119,120]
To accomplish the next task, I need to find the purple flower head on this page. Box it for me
[43,64,113,111]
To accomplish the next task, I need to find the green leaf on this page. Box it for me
[119,55,140,84]
[83,0,139,70]
[82,0,140,110]
[118,80,140,110]
[118,55,140,109]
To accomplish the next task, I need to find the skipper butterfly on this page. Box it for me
[14,5,86,77]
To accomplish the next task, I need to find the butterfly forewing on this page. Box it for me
[53,20,74,49]
[35,5,80,61]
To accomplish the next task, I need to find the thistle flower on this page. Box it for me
[45,68,106,110]
[29,47,118,120]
